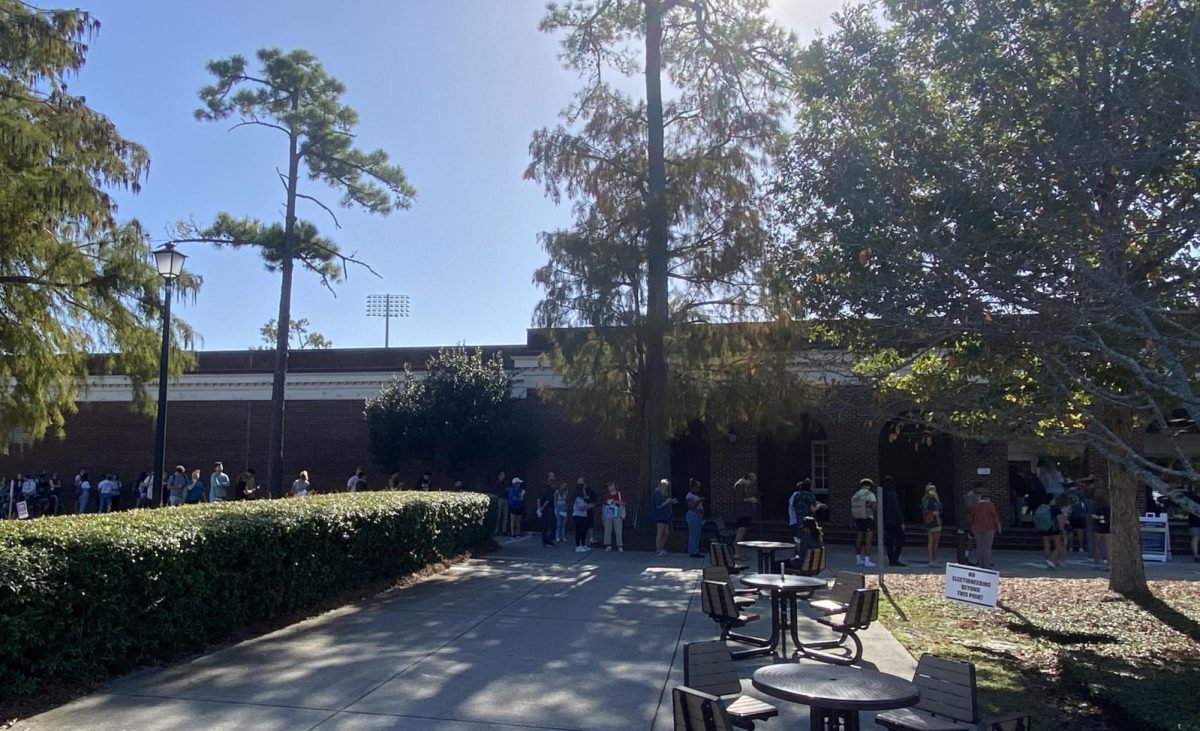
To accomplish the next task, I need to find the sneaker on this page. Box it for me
[655,549,666,556]
[575,545,587,553]
[855,555,864,566]
[543,543,554,548]
[863,558,875,567]
[617,547,624,552]
[605,546,613,552]
[1046,560,1056,569]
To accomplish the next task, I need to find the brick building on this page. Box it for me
[1,329,1129,529]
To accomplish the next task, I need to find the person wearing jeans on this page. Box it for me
[554,482,569,542]
[76,471,91,513]
[685,479,705,558]
[970,490,1002,569]
[601,481,625,552]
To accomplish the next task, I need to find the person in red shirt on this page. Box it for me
[970,489,1002,569]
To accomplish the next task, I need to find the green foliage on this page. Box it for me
[0,1,196,447]
[258,318,332,350]
[364,347,533,480]
[772,0,1200,488]
[529,1,802,442]
[0,492,494,697]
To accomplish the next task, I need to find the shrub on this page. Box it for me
[0,491,495,696]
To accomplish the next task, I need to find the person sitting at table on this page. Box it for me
[787,517,824,572]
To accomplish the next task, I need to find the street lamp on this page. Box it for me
[151,243,186,507]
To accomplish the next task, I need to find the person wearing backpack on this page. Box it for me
[788,479,824,539]
[851,479,877,567]
[1036,496,1066,569]
[1063,480,1089,554]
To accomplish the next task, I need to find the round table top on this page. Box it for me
[752,663,919,711]
[739,573,827,593]
[737,540,796,550]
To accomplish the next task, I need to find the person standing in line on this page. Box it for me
[97,474,114,513]
[651,478,677,556]
[572,483,593,552]
[110,473,124,511]
[1038,459,1065,498]
[537,479,556,548]
[554,481,570,542]
[209,462,229,503]
[239,468,259,500]
[1090,489,1111,569]
[135,472,151,508]
[46,472,62,515]
[186,469,205,504]
[963,483,980,564]
[921,483,944,566]
[76,470,91,513]
[417,470,432,490]
[881,475,906,567]
[291,470,311,497]
[347,467,366,493]
[167,466,189,507]
[788,516,825,571]
[1035,494,1066,569]
[1063,480,1089,554]
[580,477,599,546]
[507,477,526,537]
[685,478,706,558]
[602,481,625,552]
[1008,463,1028,528]
[494,470,509,536]
[851,479,878,567]
[387,471,403,489]
[732,477,759,560]
[788,479,824,539]
[970,489,1001,569]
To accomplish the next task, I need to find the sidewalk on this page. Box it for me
[18,536,927,731]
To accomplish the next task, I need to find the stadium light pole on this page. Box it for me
[151,243,187,507]
[366,294,410,348]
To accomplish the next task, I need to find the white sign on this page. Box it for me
[1139,513,1171,563]
[944,562,999,608]
[976,467,991,476]
[15,501,29,519]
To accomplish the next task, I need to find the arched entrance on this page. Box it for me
[756,415,829,521]
[879,419,956,524]
[671,420,711,506]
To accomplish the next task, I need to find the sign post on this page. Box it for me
[1139,513,1171,562]
[944,563,999,608]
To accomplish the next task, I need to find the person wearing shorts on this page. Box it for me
[921,483,944,566]
[851,479,877,567]
[732,476,759,560]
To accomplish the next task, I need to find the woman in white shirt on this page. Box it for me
[291,470,311,497]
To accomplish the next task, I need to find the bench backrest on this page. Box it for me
[829,571,866,604]
[701,566,735,586]
[683,641,742,697]
[798,547,827,575]
[913,653,978,723]
[701,580,740,621]
[841,587,879,629]
[673,686,734,731]
[709,542,735,569]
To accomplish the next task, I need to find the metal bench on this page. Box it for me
[700,580,770,655]
[810,570,865,615]
[683,641,778,729]
[674,686,736,731]
[710,541,748,574]
[786,546,827,577]
[875,654,1033,731]
[801,587,878,665]
[702,566,758,607]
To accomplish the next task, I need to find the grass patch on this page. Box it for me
[877,575,1200,730]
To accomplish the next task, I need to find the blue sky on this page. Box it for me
[74,0,842,351]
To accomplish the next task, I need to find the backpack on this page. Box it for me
[1033,503,1053,531]
[850,490,873,519]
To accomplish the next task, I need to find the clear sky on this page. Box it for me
[73,0,843,351]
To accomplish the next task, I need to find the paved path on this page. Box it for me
[20,538,915,731]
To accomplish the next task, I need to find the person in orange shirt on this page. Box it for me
[970,489,1003,569]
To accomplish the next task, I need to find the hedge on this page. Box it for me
[0,491,495,697]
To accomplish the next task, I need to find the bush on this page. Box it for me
[0,492,495,697]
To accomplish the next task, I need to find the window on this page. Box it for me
[811,440,829,496]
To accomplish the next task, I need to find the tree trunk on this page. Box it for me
[268,101,302,498]
[643,0,672,487]
[1103,410,1149,596]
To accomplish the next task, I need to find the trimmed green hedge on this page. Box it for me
[0,492,495,696]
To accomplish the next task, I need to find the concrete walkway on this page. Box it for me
[22,538,920,731]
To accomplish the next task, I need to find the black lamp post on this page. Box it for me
[151,243,187,507]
